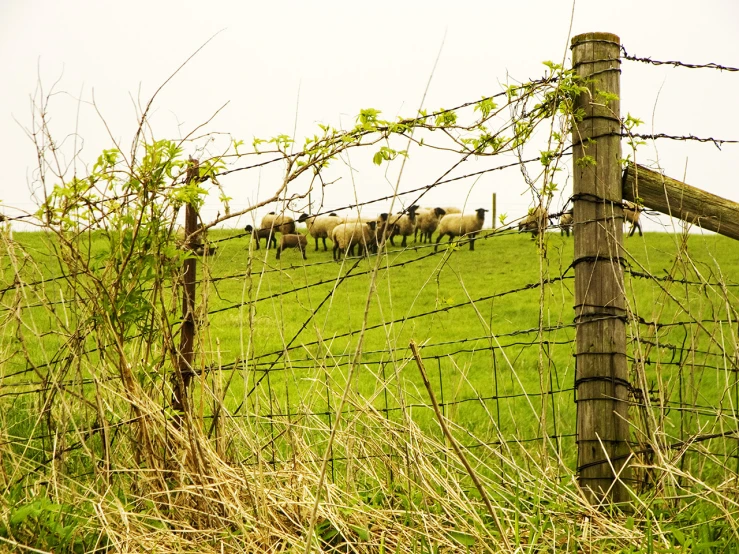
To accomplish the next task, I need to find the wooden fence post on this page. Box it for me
[172,158,200,414]
[571,33,631,505]
[491,193,497,230]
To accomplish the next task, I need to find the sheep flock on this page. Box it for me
[238,201,643,261]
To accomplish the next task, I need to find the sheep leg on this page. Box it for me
[401,235,407,247]
[314,237,320,251]
[275,246,282,260]
[434,234,442,252]
[469,233,477,251]
[322,237,328,251]
[301,245,307,260]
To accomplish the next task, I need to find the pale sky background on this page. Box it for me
[1,0,738,232]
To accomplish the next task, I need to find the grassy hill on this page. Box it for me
[2,227,739,552]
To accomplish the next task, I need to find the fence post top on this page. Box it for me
[571,32,621,47]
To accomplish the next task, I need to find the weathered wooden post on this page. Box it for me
[172,158,200,413]
[571,33,631,505]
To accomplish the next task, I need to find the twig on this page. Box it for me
[410,340,511,550]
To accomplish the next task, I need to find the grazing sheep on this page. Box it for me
[244,224,277,249]
[435,208,488,252]
[176,227,215,256]
[518,206,549,238]
[275,233,308,260]
[332,221,377,261]
[414,207,447,243]
[560,210,573,237]
[260,212,296,235]
[298,212,342,251]
[382,205,419,247]
[624,200,643,237]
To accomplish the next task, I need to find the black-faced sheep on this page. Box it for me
[414,207,447,243]
[518,206,549,238]
[275,233,308,260]
[624,200,643,237]
[332,221,377,261]
[176,227,216,256]
[260,212,296,235]
[298,212,342,251]
[244,224,277,249]
[434,208,488,252]
[560,210,573,237]
[381,205,418,247]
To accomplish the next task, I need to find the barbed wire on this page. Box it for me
[621,46,739,72]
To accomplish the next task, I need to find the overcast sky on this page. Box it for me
[1,1,738,231]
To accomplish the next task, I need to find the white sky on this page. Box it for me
[1,0,738,231]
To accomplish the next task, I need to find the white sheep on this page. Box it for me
[414,207,447,243]
[244,224,277,249]
[332,221,377,260]
[381,205,419,247]
[623,200,642,237]
[434,208,488,251]
[443,207,461,215]
[275,233,308,260]
[260,212,296,235]
[518,206,549,238]
[298,212,342,251]
[559,210,573,237]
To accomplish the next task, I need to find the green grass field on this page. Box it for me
[2,226,739,551]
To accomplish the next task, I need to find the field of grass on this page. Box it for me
[2,225,739,552]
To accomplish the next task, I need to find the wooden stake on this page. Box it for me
[571,32,631,505]
[172,158,200,413]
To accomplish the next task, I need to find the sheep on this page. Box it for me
[244,224,277,249]
[176,227,216,256]
[332,221,377,261]
[624,200,643,237]
[260,212,296,235]
[297,212,342,251]
[414,207,447,243]
[275,233,308,260]
[518,206,549,238]
[434,208,488,252]
[443,207,462,215]
[382,205,419,247]
[559,210,573,237]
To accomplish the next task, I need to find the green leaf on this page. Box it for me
[349,524,370,541]
[448,530,475,547]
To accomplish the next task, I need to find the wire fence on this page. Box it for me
[1,43,739,503]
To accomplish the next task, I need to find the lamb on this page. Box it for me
[381,205,419,247]
[332,221,377,261]
[434,208,488,252]
[297,212,342,251]
[559,210,573,237]
[244,224,277,249]
[275,233,308,260]
[624,200,642,237]
[414,207,447,243]
[260,212,296,235]
[518,206,549,238]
